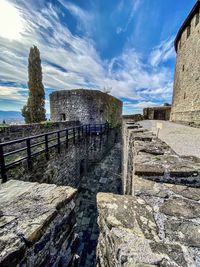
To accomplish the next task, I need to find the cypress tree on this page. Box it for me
[22,46,46,123]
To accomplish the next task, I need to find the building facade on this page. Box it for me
[171,1,200,125]
[143,106,171,120]
[50,89,122,127]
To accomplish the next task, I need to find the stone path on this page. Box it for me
[139,120,200,158]
[74,143,122,267]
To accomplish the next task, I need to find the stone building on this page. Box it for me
[50,89,122,127]
[143,105,171,120]
[171,0,200,125]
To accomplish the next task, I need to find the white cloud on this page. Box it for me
[0,0,25,40]
[0,0,174,113]
[116,0,142,34]
[0,86,27,102]
[149,38,175,67]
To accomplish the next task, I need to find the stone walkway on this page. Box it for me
[74,143,122,267]
[139,120,200,158]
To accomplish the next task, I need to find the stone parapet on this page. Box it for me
[0,120,79,143]
[97,122,200,266]
[97,184,200,266]
[0,180,77,266]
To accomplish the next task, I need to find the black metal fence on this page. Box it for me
[0,123,108,183]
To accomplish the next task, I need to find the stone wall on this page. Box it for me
[143,106,171,120]
[6,128,120,188]
[171,3,200,125]
[0,180,78,267]
[0,120,78,143]
[50,89,122,127]
[97,121,200,266]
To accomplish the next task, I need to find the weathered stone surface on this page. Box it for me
[0,180,77,266]
[97,192,196,267]
[171,1,200,125]
[50,89,122,127]
[75,143,122,267]
[106,121,200,267]
[160,197,200,219]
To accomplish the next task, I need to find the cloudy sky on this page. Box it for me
[0,0,196,114]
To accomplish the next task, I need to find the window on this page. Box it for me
[184,93,186,99]
[61,113,66,121]
[196,10,199,26]
[182,65,185,71]
[187,25,191,38]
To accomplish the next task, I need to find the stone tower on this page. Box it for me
[50,89,122,127]
[171,0,200,125]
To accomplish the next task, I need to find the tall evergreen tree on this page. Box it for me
[22,46,46,123]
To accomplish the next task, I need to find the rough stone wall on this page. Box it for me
[50,89,122,127]
[97,122,200,266]
[0,180,77,267]
[171,5,200,125]
[0,121,78,143]
[6,128,120,188]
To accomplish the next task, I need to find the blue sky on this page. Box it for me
[0,0,196,114]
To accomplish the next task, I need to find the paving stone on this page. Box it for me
[74,143,122,267]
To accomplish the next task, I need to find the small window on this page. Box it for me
[184,93,186,99]
[187,25,191,38]
[61,113,66,121]
[196,11,199,26]
[182,65,185,71]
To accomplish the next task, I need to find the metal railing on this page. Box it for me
[0,123,108,183]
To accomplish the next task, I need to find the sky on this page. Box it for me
[0,0,196,115]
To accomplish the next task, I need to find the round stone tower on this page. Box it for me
[49,89,122,126]
[171,0,200,125]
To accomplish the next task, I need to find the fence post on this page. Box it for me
[89,124,91,136]
[57,132,61,153]
[45,134,49,160]
[73,128,76,144]
[26,138,32,171]
[100,124,103,135]
[66,129,69,148]
[81,125,84,137]
[0,144,7,183]
[78,126,81,142]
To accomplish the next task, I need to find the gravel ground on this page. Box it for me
[138,120,200,158]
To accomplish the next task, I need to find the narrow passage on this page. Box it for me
[74,143,122,267]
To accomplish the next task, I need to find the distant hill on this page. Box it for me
[0,111,50,124]
[0,111,24,124]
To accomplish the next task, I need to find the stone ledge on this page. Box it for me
[0,180,77,266]
[132,131,200,185]
[97,190,200,266]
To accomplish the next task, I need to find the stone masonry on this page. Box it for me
[50,89,122,127]
[96,120,200,266]
[0,180,77,267]
[75,143,122,267]
[171,1,200,125]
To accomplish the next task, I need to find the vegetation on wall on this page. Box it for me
[22,46,46,123]
[103,96,121,127]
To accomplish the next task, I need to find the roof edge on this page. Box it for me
[174,0,200,52]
